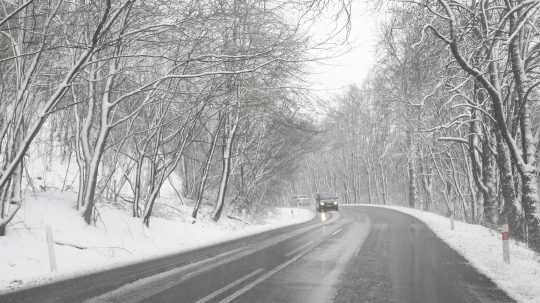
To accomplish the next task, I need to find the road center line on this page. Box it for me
[84,247,247,303]
[285,240,314,257]
[218,245,314,303]
[354,217,372,257]
[85,218,332,303]
[194,268,264,303]
[331,228,343,236]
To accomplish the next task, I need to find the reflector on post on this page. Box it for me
[502,223,510,264]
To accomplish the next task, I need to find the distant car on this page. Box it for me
[315,192,339,212]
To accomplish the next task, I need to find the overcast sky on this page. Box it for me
[305,1,381,97]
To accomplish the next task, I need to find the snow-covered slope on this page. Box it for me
[354,204,540,303]
[0,191,314,292]
[25,133,184,201]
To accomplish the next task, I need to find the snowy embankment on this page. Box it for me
[357,204,540,303]
[0,191,313,292]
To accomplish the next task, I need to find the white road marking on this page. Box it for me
[194,268,264,303]
[85,218,331,303]
[285,240,314,257]
[85,247,247,303]
[354,217,373,257]
[218,246,314,303]
[331,228,343,236]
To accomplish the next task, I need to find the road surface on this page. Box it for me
[1,206,515,303]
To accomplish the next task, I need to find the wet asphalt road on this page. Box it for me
[0,206,515,303]
[332,207,514,303]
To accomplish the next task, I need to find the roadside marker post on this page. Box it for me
[502,223,510,264]
[46,225,57,272]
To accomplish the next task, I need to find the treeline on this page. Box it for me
[294,1,540,249]
[0,0,349,234]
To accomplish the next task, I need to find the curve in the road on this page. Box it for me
[1,207,516,303]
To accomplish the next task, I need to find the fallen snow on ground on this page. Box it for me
[0,191,313,292]
[357,204,540,303]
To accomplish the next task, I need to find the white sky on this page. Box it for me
[305,1,381,99]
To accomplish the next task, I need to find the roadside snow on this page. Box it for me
[356,204,540,303]
[0,191,313,292]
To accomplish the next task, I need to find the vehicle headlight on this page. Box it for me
[319,202,324,205]
[333,201,337,205]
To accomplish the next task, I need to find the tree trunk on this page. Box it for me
[407,130,417,208]
[181,155,189,198]
[142,129,193,226]
[482,133,498,225]
[365,161,373,204]
[132,152,145,217]
[507,11,540,248]
[460,140,477,222]
[80,124,111,224]
[379,160,388,205]
[192,117,222,219]
[496,129,521,236]
[0,164,22,236]
[212,108,239,222]
[419,158,433,211]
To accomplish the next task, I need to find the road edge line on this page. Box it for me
[84,214,337,303]
[194,268,264,303]
[217,245,315,303]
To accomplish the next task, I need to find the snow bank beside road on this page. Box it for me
[355,204,540,303]
[0,191,314,292]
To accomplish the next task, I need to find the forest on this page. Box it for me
[2,0,540,253]
[293,0,540,250]
[0,0,353,235]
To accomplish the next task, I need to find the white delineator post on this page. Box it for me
[46,225,57,272]
[502,223,510,264]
